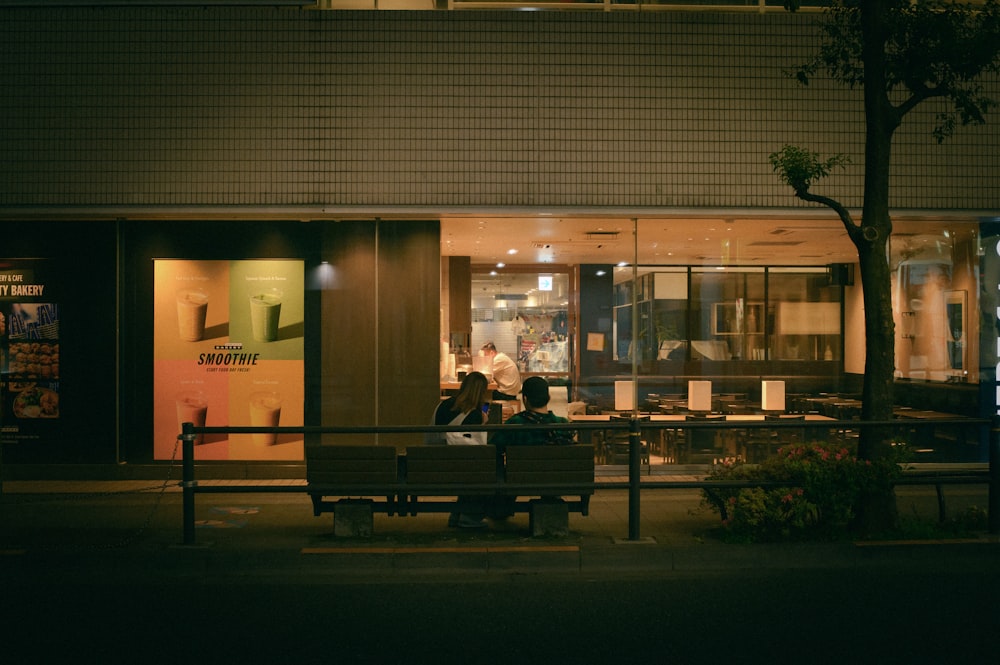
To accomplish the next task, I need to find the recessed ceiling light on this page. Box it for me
[496,262,505,268]
[507,248,518,255]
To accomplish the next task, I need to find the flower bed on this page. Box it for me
[703,443,900,543]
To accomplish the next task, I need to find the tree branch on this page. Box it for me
[795,190,861,242]
[897,84,947,119]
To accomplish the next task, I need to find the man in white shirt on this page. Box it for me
[481,341,522,401]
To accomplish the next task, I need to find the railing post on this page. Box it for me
[990,416,1000,535]
[628,416,641,540]
[181,421,197,545]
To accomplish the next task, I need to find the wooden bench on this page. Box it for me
[305,444,595,536]
[306,445,403,518]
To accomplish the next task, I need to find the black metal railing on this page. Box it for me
[179,415,998,545]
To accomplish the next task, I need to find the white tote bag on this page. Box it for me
[445,410,486,446]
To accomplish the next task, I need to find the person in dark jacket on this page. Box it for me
[491,376,573,450]
[490,376,575,520]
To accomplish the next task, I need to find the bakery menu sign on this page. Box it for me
[0,261,60,444]
[152,260,304,461]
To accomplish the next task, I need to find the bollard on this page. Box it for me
[181,421,197,545]
[990,416,1000,535]
[628,416,641,540]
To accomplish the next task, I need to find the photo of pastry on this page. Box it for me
[11,382,59,419]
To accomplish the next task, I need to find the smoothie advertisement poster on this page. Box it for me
[0,259,60,445]
[152,260,304,461]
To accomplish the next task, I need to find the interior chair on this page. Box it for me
[748,414,806,460]
[680,414,724,464]
[743,424,776,463]
[603,415,650,466]
[769,414,806,447]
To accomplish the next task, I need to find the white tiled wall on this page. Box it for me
[1,9,996,211]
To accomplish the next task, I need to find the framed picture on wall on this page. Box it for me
[945,290,966,370]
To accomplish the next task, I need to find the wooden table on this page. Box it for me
[893,408,976,457]
[799,396,863,419]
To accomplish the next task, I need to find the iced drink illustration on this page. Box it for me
[249,391,282,445]
[249,288,282,342]
[176,288,209,342]
[175,391,208,445]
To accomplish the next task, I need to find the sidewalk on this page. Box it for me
[1,479,997,581]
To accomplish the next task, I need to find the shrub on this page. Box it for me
[702,443,901,543]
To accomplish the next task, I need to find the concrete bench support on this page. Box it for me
[334,499,375,538]
[529,498,570,537]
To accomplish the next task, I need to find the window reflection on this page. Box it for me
[890,222,980,383]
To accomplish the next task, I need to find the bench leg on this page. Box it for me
[529,498,569,537]
[334,498,374,537]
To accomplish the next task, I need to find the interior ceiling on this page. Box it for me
[441,215,860,267]
[447,213,984,302]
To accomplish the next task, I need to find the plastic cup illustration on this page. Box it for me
[249,391,282,446]
[249,288,282,342]
[175,391,208,445]
[176,288,209,342]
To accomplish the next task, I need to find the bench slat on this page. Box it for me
[307,458,399,473]
[404,445,497,484]
[503,445,594,461]
[405,445,496,461]
[306,445,397,460]
[307,471,400,484]
[306,445,399,487]
[505,458,594,472]
[505,445,595,485]
[504,471,595,484]
[406,471,497,484]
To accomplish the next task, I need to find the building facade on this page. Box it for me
[1,7,997,469]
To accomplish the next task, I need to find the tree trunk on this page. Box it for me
[853,0,899,533]
[856,0,899,462]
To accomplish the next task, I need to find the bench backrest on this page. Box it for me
[305,445,399,485]
[404,445,498,484]
[504,445,595,485]
[307,444,594,489]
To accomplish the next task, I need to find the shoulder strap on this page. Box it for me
[448,410,470,426]
[518,410,546,424]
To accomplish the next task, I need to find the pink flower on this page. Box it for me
[781,493,793,504]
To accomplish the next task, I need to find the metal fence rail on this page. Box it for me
[179,416,999,545]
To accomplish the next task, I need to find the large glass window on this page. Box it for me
[614,266,841,366]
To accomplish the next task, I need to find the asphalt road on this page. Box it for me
[5,559,998,664]
[2,484,997,664]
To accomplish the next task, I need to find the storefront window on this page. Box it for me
[890,221,980,383]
